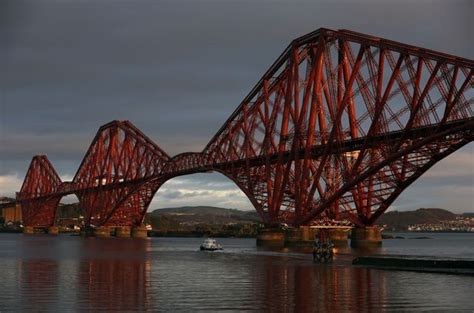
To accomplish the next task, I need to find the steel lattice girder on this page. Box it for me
[16,28,474,227]
[18,156,63,227]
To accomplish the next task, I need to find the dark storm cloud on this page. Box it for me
[0,0,472,211]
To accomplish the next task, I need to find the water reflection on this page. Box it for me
[18,236,62,311]
[19,259,59,311]
[0,235,471,312]
[16,236,153,312]
[255,255,388,312]
[77,239,152,312]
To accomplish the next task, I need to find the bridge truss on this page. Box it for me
[16,28,473,228]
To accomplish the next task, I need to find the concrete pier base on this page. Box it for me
[116,226,131,238]
[47,226,59,235]
[256,228,285,246]
[94,226,111,238]
[285,226,318,246]
[351,227,382,248]
[131,225,148,238]
[23,226,34,234]
[327,229,348,247]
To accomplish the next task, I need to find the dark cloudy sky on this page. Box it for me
[0,0,472,213]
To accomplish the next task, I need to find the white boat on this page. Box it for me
[200,238,223,251]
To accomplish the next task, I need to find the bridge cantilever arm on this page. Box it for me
[295,120,474,226]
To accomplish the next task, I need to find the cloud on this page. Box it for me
[389,146,473,213]
[0,174,23,197]
[60,174,74,182]
[423,150,474,178]
[0,172,76,199]
[390,182,474,214]
[150,173,254,210]
[159,190,183,200]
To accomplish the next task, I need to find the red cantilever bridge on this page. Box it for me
[17,28,473,230]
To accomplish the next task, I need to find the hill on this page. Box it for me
[144,206,261,237]
[0,197,15,203]
[379,208,457,231]
[146,206,260,225]
[56,203,83,218]
[1,196,468,233]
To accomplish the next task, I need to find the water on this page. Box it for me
[0,233,472,312]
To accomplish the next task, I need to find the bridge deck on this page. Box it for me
[17,118,473,202]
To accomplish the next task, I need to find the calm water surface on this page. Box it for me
[0,233,472,312]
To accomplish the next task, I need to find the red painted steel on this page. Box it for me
[71,121,169,227]
[16,28,474,228]
[17,156,62,227]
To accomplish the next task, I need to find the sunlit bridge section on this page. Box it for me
[72,120,169,227]
[15,28,473,231]
[17,155,63,228]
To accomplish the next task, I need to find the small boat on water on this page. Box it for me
[200,238,223,251]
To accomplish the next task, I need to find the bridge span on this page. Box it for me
[15,28,473,242]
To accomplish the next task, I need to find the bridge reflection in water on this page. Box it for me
[3,236,470,311]
[76,239,152,311]
[255,254,387,312]
[19,259,59,311]
[15,237,152,312]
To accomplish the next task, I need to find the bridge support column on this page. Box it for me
[327,229,349,247]
[256,228,285,246]
[116,226,131,238]
[47,226,59,235]
[23,226,34,234]
[351,227,382,248]
[94,226,111,238]
[285,226,318,246]
[131,225,148,238]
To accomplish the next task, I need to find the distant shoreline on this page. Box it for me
[384,231,474,234]
[1,228,473,236]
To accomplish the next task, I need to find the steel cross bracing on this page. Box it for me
[16,28,474,228]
